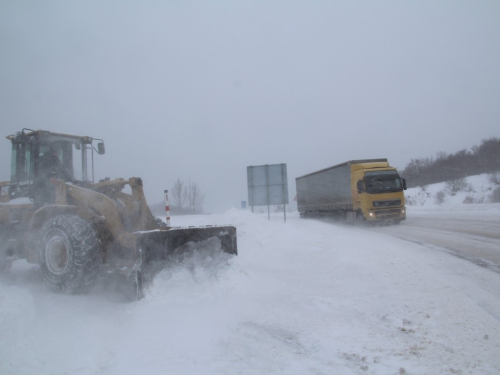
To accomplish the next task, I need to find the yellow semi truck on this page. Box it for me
[296,159,407,224]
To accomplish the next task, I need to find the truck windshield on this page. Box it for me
[364,170,402,193]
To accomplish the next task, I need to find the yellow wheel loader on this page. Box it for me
[0,129,237,298]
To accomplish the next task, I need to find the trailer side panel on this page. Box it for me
[296,163,352,211]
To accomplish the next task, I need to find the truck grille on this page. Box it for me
[375,209,401,218]
[373,199,401,207]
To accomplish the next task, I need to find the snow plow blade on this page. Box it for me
[137,225,238,263]
[116,225,237,300]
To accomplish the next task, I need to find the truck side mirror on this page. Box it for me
[402,178,407,190]
[357,180,365,194]
[97,142,105,155]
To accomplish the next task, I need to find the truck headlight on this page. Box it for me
[401,208,406,215]
[369,211,375,217]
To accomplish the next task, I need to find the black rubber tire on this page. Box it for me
[39,214,101,293]
[354,210,366,226]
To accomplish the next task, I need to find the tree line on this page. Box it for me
[400,137,500,188]
[170,178,205,214]
[148,179,205,216]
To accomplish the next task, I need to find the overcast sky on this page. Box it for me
[1,1,499,213]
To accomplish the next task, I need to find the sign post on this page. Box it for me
[164,189,171,227]
[247,164,289,222]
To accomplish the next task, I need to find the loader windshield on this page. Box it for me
[10,141,75,186]
[10,142,34,184]
[364,170,403,194]
[37,142,74,182]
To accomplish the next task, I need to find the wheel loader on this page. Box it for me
[0,129,237,298]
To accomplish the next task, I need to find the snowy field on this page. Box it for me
[1,202,500,375]
[404,173,498,208]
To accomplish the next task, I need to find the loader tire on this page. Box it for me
[39,214,101,293]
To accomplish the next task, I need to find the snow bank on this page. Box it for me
[405,173,499,207]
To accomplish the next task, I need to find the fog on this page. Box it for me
[1,1,499,213]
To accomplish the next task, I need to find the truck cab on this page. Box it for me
[351,162,407,223]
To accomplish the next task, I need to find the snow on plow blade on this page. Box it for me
[106,226,236,300]
[137,225,238,263]
[115,225,238,300]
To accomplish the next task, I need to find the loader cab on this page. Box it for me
[7,129,105,200]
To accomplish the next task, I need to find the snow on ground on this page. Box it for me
[405,173,498,207]
[1,197,500,374]
[404,172,500,221]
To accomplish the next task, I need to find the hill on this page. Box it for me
[405,173,500,207]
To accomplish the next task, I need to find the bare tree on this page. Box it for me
[445,177,468,195]
[401,137,500,188]
[171,178,187,209]
[187,181,205,213]
[417,189,431,206]
[489,172,500,185]
[434,190,446,205]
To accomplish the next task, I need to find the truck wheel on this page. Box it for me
[354,211,367,226]
[39,215,101,293]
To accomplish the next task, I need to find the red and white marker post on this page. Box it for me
[164,189,171,227]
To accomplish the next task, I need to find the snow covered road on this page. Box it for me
[372,206,500,273]
[1,208,500,374]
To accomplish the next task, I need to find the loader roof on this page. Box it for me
[7,129,95,145]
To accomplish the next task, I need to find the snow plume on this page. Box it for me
[145,237,237,302]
